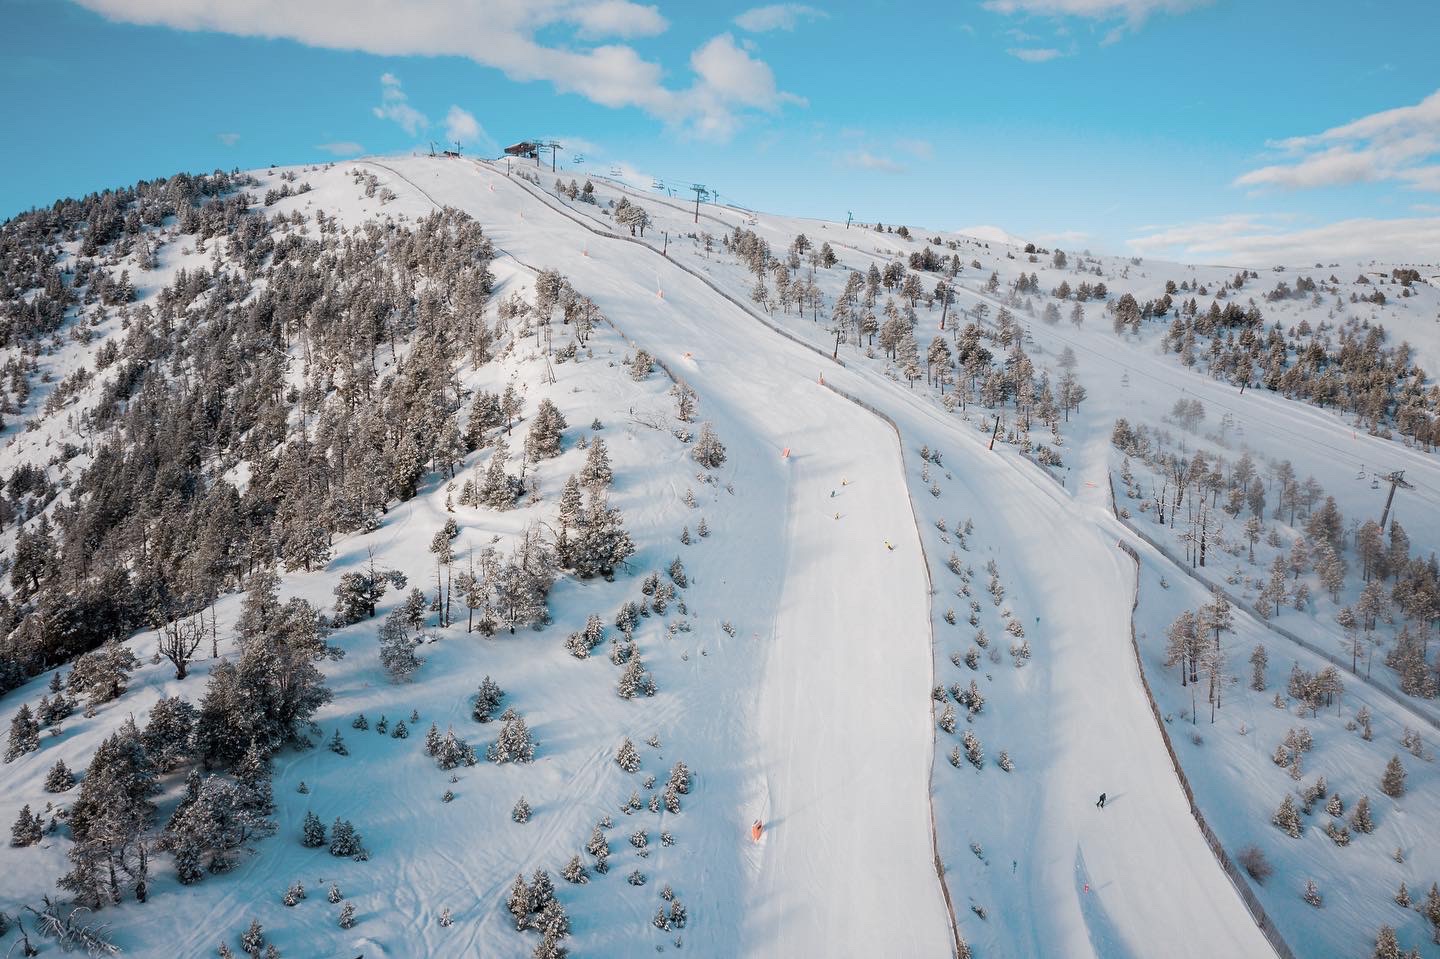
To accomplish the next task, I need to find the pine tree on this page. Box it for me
[1249,644,1268,691]
[616,737,641,773]
[338,901,356,929]
[562,855,588,884]
[472,676,505,723]
[328,819,364,858]
[1372,925,1400,959]
[378,610,424,682]
[301,811,327,848]
[328,729,348,755]
[1303,879,1322,907]
[4,704,40,762]
[44,758,75,792]
[525,398,568,461]
[241,919,265,956]
[142,695,196,772]
[1381,755,1407,797]
[487,708,536,763]
[1396,881,1412,907]
[1273,795,1303,837]
[10,804,41,846]
[508,874,533,930]
[692,424,727,469]
[1350,794,1374,832]
[1423,883,1440,944]
[512,796,532,823]
[580,437,613,488]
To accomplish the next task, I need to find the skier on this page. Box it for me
[1096,792,1107,809]
[830,490,835,498]
[884,540,894,551]
[750,819,763,842]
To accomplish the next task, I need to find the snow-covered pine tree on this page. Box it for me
[580,437,613,488]
[487,708,536,763]
[378,609,424,682]
[692,423,727,469]
[328,819,364,858]
[44,758,75,792]
[10,804,41,846]
[302,811,327,848]
[616,737,641,773]
[1350,795,1375,833]
[472,676,505,723]
[525,398,568,461]
[512,796,532,823]
[4,704,40,762]
[1272,795,1303,837]
[1381,755,1407,797]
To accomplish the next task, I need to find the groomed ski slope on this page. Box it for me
[372,155,1274,957]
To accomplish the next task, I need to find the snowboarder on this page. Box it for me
[1096,793,1106,809]
[750,820,763,842]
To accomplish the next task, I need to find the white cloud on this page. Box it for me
[1235,89,1440,193]
[443,106,486,147]
[1006,47,1066,62]
[373,73,429,136]
[733,4,827,32]
[217,132,240,146]
[73,0,800,141]
[1127,213,1440,266]
[843,151,906,175]
[685,33,805,138]
[570,0,667,38]
[316,141,366,156]
[983,0,1208,22]
[985,0,1207,42]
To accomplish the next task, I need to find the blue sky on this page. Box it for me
[3,0,1438,264]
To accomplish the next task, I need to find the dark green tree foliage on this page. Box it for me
[194,571,336,769]
[0,191,495,694]
[61,718,159,906]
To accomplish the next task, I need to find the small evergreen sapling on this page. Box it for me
[512,796,532,823]
[472,676,505,722]
[1381,755,1407,797]
[616,737,641,773]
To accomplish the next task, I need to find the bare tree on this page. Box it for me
[158,615,204,680]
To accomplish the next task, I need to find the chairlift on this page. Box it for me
[1370,479,1380,490]
[572,154,584,163]
[609,165,622,176]
[651,178,664,190]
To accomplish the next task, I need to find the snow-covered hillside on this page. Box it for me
[1,152,1437,959]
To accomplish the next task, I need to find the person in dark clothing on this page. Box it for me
[1096,793,1107,809]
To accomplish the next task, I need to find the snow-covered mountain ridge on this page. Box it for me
[0,154,1437,958]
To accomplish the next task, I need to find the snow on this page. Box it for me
[3,150,1438,957]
